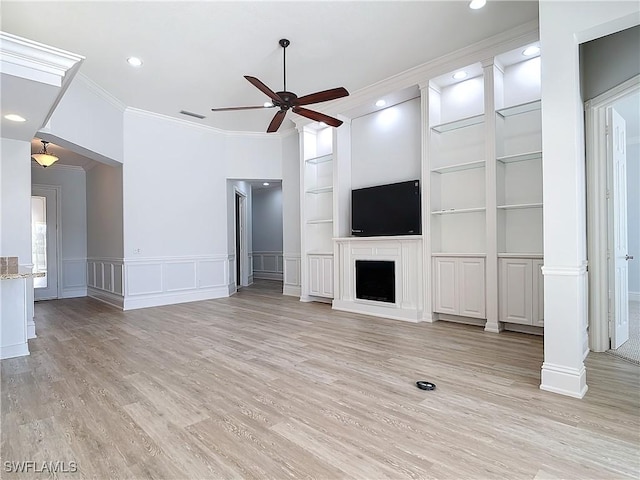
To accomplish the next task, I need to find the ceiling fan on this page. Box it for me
[211,39,349,133]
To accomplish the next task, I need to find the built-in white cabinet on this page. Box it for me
[433,256,486,319]
[499,257,543,326]
[308,254,333,298]
[300,125,335,301]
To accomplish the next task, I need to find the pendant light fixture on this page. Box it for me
[31,140,59,168]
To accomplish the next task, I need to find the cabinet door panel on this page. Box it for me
[309,256,321,296]
[433,258,457,315]
[499,259,532,325]
[532,259,544,327]
[321,256,334,298]
[458,258,486,318]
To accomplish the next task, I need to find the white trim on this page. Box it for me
[76,73,127,112]
[541,264,588,276]
[32,184,63,300]
[540,363,588,399]
[283,285,301,297]
[629,292,640,302]
[61,288,87,299]
[31,163,85,172]
[0,343,30,360]
[87,286,124,309]
[332,300,423,323]
[123,287,228,311]
[585,75,640,353]
[125,107,295,138]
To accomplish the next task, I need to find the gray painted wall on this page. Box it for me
[86,163,123,259]
[580,25,640,101]
[252,186,283,253]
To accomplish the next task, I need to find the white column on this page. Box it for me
[419,82,434,322]
[538,1,638,398]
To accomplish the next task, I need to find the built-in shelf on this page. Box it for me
[431,114,484,133]
[431,207,486,215]
[496,100,541,118]
[431,160,485,174]
[306,186,333,194]
[498,253,543,258]
[497,151,542,164]
[307,219,333,224]
[497,203,543,210]
[305,153,332,165]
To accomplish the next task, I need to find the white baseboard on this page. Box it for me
[504,323,544,336]
[227,283,237,296]
[629,291,640,302]
[61,287,87,299]
[332,299,422,322]
[123,286,229,311]
[88,287,124,309]
[27,323,36,339]
[0,343,30,360]
[283,285,301,297]
[540,362,588,399]
[253,272,284,281]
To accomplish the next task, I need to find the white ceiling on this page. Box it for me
[1,1,539,133]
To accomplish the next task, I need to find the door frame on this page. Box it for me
[234,187,248,290]
[585,74,639,352]
[31,184,62,300]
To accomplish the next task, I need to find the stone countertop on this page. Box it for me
[0,270,46,280]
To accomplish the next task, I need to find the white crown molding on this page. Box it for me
[31,162,85,172]
[125,107,295,139]
[0,31,85,86]
[76,73,127,112]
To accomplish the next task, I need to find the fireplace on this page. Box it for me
[355,260,395,303]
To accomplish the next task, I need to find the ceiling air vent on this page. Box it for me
[179,110,206,119]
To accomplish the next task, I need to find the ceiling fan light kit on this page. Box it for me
[211,39,349,133]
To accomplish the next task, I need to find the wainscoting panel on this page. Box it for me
[283,254,301,297]
[87,258,124,308]
[253,251,284,281]
[164,261,197,292]
[123,255,230,310]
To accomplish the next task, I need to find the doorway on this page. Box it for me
[586,75,640,359]
[235,190,246,292]
[31,185,61,301]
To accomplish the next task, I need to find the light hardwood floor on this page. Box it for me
[2,280,639,479]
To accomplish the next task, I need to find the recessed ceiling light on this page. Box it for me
[263,182,270,186]
[4,114,26,122]
[375,99,386,107]
[523,46,540,57]
[469,0,487,9]
[264,102,273,108]
[452,71,468,80]
[127,56,143,67]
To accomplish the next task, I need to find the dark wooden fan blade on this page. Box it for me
[292,107,343,127]
[267,110,287,133]
[295,87,349,106]
[245,76,282,102]
[211,105,275,111]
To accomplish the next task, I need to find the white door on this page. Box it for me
[609,107,629,349]
[32,187,58,301]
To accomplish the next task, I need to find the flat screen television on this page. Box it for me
[351,180,421,237]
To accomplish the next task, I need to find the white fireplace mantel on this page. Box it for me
[333,236,424,322]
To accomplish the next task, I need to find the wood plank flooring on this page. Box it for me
[2,280,639,479]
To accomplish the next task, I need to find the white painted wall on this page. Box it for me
[31,165,87,298]
[1,139,31,261]
[43,75,124,165]
[225,134,283,179]
[252,187,283,253]
[281,131,301,296]
[351,98,421,189]
[539,0,639,398]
